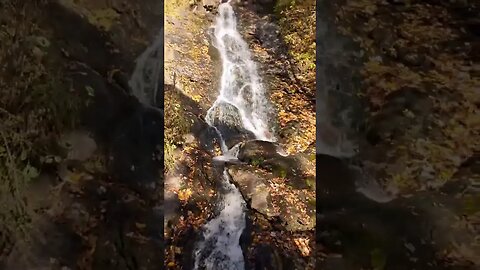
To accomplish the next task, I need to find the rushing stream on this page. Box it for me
[193,3,275,269]
[129,33,163,108]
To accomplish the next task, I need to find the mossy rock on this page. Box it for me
[237,140,285,162]
[249,156,265,166]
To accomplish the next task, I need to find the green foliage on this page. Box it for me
[305,177,315,190]
[0,0,80,244]
[164,89,192,173]
[272,165,288,178]
[164,142,177,173]
[250,156,264,166]
[165,91,191,144]
[276,0,315,93]
[0,131,37,243]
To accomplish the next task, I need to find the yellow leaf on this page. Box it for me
[178,188,193,202]
[192,94,202,102]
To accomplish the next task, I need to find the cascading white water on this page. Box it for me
[129,34,163,107]
[204,2,274,147]
[194,3,274,270]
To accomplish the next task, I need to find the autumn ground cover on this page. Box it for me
[315,0,480,268]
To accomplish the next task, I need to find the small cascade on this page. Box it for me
[129,34,163,108]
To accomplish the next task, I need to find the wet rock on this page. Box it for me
[222,130,254,149]
[234,140,315,189]
[213,154,245,165]
[233,140,316,189]
[207,104,257,148]
[228,165,273,216]
[111,70,132,94]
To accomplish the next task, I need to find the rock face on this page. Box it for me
[226,139,315,232]
[228,164,314,231]
[207,105,259,149]
[235,140,312,188]
[237,140,286,161]
[60,130,97,161]
[228,166,271,216]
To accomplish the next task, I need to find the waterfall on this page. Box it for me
[204,2,274,144]
[194,3,274,269]
[129,34,163,108]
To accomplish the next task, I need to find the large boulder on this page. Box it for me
[237,140,287,162]
[228,165,273,216]
[230,140,315,190]
[207,104,257,149]
[228,165,315,231]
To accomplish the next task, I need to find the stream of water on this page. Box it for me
[129,34,163,108]
[193,3,274,269]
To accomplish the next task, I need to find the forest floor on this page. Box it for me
[1,0,164,269]
[316,0,480,269]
